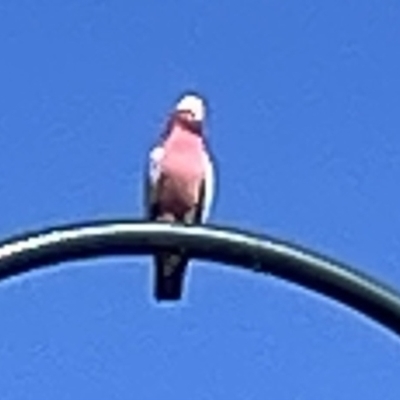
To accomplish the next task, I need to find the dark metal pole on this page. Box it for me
[0,220,400,337]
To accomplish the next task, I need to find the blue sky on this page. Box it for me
[1,0,400,398]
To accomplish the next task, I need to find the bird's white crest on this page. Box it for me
[175,94,206,121]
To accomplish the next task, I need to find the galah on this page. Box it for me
[145,93,215,301]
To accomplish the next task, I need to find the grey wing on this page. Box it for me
[145,146,164,219]
[199,152,215,223]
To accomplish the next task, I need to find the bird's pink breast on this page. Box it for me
[157,127,205,214]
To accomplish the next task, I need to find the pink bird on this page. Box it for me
[145,93,215,301]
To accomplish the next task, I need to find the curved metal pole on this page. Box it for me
[0,220,400,337]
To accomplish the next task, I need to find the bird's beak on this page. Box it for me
[172,110,203,135]
[177,110,197,122]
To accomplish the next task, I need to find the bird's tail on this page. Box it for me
[155,251,188,301]
[154,212,188,301]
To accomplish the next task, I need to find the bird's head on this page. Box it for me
[175,93,206,121]
[174,93,206,132]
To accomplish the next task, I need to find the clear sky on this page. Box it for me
[0,0,400,398]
